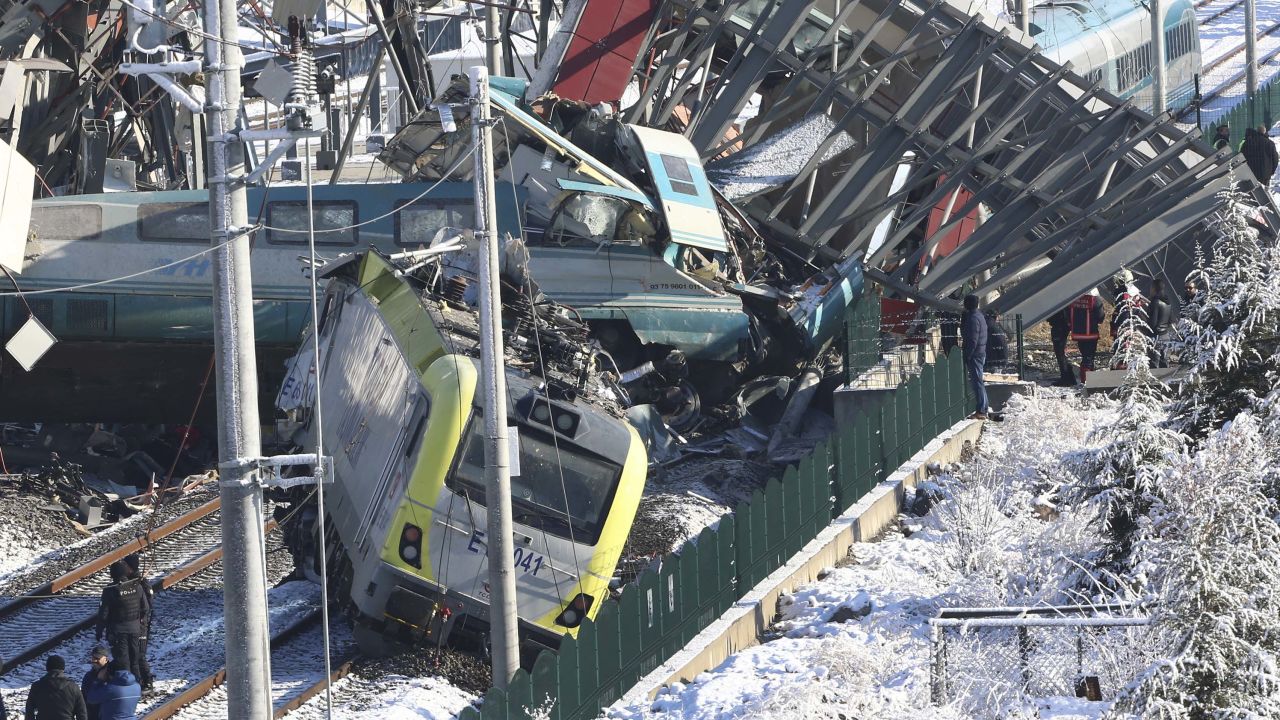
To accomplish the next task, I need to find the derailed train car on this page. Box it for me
[276,249,646,658]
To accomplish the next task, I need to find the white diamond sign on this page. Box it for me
[5,313,56,371]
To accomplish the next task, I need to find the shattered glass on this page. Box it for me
[546,193,629,246]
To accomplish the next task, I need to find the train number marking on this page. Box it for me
[469,531,545,577]
[514,547,544,577]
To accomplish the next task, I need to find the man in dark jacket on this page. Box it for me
[120,554,153,690]
[81,646,110,720]
[1213,124,1231,150]
[95,562,150,690]
[1148,278,1173,368]
[1048,308,1075,386]
[1069,290,1105,383]
[960,294,989,420]
[1240,125,1279,186]
[83,660,140,720]
[24,655,87,720]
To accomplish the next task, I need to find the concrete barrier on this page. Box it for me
[615,418,985,708]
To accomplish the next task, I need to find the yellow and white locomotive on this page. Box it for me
[276,249,647,658]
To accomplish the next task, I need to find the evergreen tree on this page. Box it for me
[1071,291,1183,569]
[1110,414,1280,719]
[1173,183,1280,439]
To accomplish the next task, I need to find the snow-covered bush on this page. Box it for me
[1174,183,1280,439]
[1069,291,1184,570]
[1111,414,1280,719]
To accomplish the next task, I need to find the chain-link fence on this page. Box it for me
[843,300,1026,390]
[929,608,1153,716]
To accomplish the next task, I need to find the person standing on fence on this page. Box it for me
[960,294,989,420]
[1069,290,1104,384]
[1239,125,1279,186]
[1148,278,1173,369]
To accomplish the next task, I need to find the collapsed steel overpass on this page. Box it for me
[618,0,1274,322]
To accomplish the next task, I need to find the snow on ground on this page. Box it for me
[609,390,1121,720]
[286,674,476,719]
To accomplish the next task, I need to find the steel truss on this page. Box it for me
[625,0,1277,321]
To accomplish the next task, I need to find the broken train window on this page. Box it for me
[396,200,473,245]
[546,193,631,246]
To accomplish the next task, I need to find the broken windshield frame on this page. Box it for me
[445,413,622,546]
[544,192,631,247]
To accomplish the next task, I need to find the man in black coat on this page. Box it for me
[960,294,989,420]
[1148,278,1173,368]
[95,562,151,690]
[1048,308,1075,386]
[1213,124,1231,150]
[1240,125,1279,186]
[24,655,87,720]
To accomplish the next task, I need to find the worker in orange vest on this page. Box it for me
[1069,289,1105,384]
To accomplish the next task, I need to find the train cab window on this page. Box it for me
[395,200,472,246]
[660,154,699,196]
[138,202,209,241]
[448,418,621,545]
[29,205,101,241]
[266,201,358,245]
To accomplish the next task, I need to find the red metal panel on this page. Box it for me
[920,178,979,274]
[551,0,657,105]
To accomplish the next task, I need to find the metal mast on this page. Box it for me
[485,2,502,75]
[1151,0,1165,115]
[1246,0,1258,125]
[206,0,273,712]
[470,65,520,689]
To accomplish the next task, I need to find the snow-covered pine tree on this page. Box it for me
[1071,290,1182,569]
[1173,181,1280,439]
[1109,413,1280,719]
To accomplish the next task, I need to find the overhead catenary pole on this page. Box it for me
[1246,0,1258,126]
[1151,0,1165,115]
[205,0,273,712]
[469,65,519,690]
[485,0,502,75]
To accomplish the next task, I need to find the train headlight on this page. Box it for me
[554,593,595,628]
[398,523,423,569]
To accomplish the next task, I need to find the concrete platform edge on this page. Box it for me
[612,418,985,712]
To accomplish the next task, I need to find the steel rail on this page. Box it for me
[1200,19,1280,79]
[0,497,221,619]
[272,656,357,718]
[0,517,278,675]
[1191,21,1280,114]
[142,607,321,720]
[1200,0,1244,25]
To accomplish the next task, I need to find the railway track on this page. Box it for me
[1182,19,1280,116]
[0,497,227,674]
[142,610,357,719]
[1197,0,1245,25]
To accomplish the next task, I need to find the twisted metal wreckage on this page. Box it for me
[0,0,1274,429]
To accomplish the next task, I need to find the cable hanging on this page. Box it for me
[302,136,336,720]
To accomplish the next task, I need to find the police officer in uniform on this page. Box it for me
[121,554,154,691]
[95,561,151,690]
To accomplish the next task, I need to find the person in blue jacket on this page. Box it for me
[960,294,988,420]
[83,661,140,720]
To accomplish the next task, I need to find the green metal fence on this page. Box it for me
[459,300,971,720]
[1203,80,1280,152]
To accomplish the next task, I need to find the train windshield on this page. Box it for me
[449,417,622,545]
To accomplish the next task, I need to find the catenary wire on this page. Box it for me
[302,135,336,720]
[0,237,239,296]
[260,149,475,233]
